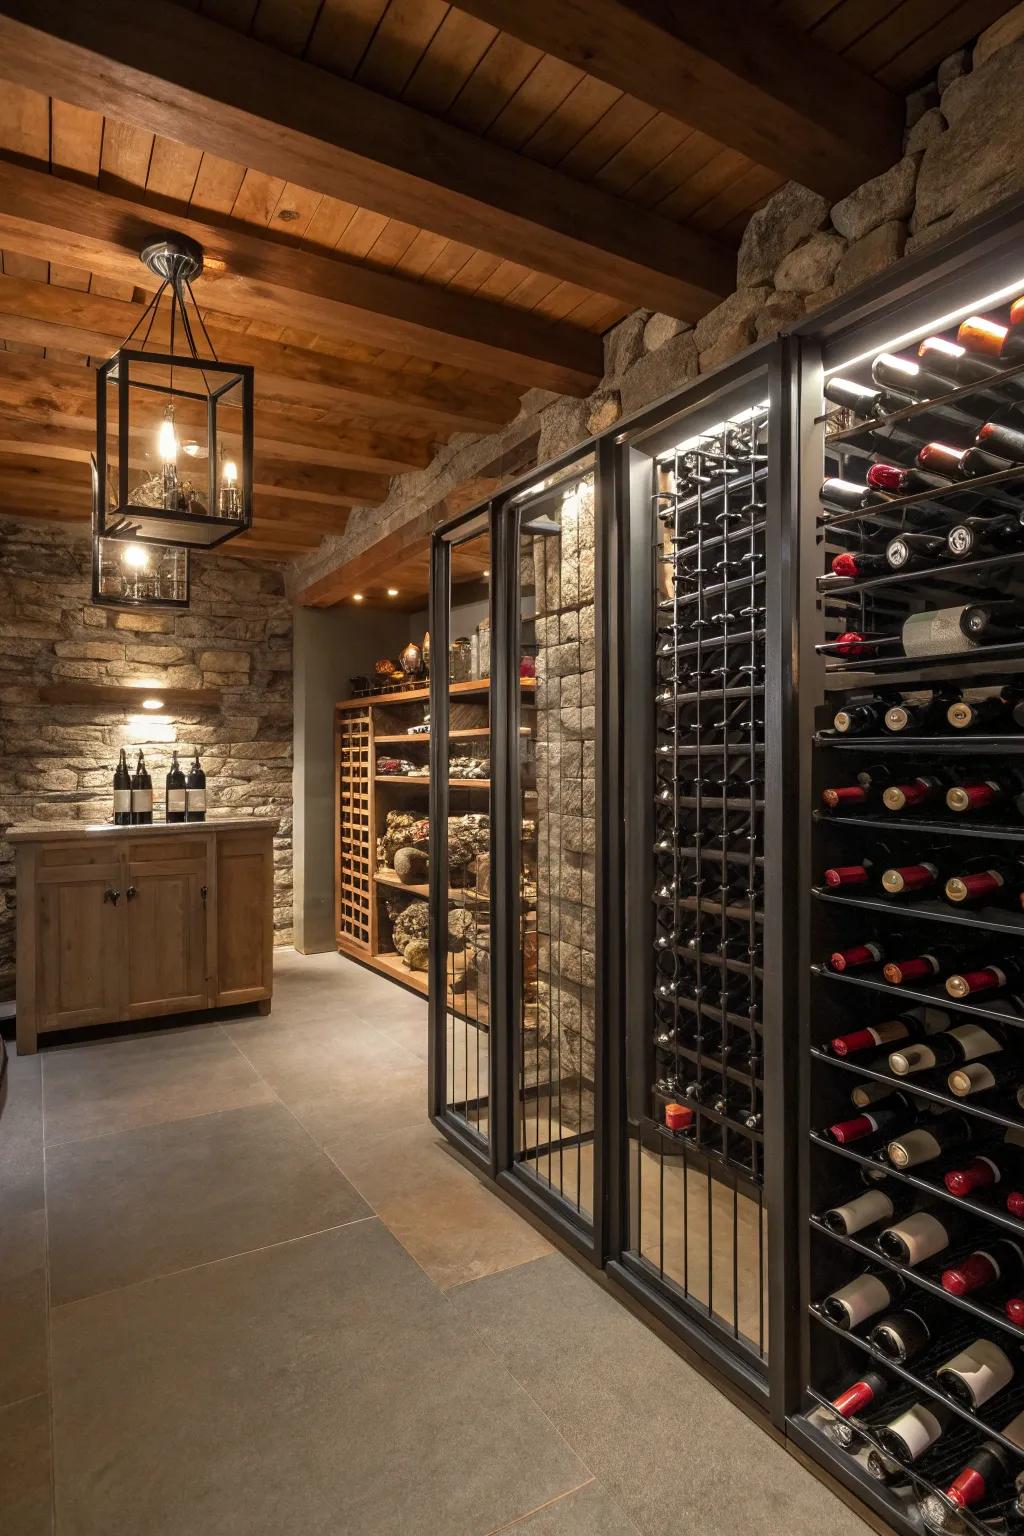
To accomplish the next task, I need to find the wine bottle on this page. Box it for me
[874,1399,956,1463]
[827,940,886,972]
[945,773,1008,812]
[185,750,206,822]
[850,1080,901,1110]
[824,376,912,418]
[887,1021,1004,1078]
[868,1301,948,1365]
[820,1184,914,1237]
[919,333,1018,387]
[944,1131,1024,1197]
[822,856,877,889]
[876,1207,970,1266]
[130,750,153,826]
[917,441,1010,480]
[819,477,889,513]
[112,747,131,826]
[829,1014,948,1057]
[829,549,890,578]
[883,944,973,986]
[948,1055,1021,1099]
[945,853,1024,903]
[936,1337,1016,1409]
[960,599,1024,644]
[866,461,950,495]
[948,686,1024,732]
[921,1436,1022,1525]
[885,531,949,572]
[819,1269,903,1329]
[946,958,1024,1001]
[881,775,948,812]
[947,511,1024,559]
[825,1369,890,1442]
[941,1237,1024,1297]
[824,1094,918,1148]
[833,695,896,735]
[886,1112,975,1169]
[884,688,959,733]
[880,856,945,897]
[958,314,1024,364]
[165,750,186,824]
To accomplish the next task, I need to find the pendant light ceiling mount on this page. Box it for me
[140,234,204,286]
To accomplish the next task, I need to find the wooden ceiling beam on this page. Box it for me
[0,273,517,439]
[0,159,601,397]
[449,0,903,201]
[0,0,733,321]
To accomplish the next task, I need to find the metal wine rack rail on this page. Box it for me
[649,405,769,1185]
[802,296,1024,1535]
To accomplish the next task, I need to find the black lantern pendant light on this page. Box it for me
[94,235,254,550]
[91,462,190,610]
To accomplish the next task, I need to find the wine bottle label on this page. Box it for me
[825,1274,892,1327]
[824,1188,895,1235]
[887,1128,942,1168]
[167,790,186,812]
[132,789,153,812]
[883,1404,945,1460]
[902,607,978,657]
[950,1023,1001,1060]
[949,1062,996,1096]
[113,790,131,813]
[187,789,207,810]
[938,1340,1014,1406]
[889,1043,938,1074]
[880,1211,949,1264]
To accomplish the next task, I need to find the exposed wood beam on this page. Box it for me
[0,0,733,320]
[0,273,517,439]
[449,0,902,200]
[0,160,601,397]
[298,431,541,608]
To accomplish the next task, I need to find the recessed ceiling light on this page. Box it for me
[483,568,490,577]
[352,593,364,603]
[387,587,398,597]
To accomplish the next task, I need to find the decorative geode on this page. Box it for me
[447,906,475,949]
[394,845,428,885]
[392,899,430,955]
[379,810,429,867]
[403,937,430,972]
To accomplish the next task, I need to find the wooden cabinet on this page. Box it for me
[12,820,277,1053]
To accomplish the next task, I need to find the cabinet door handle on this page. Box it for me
[104,888,120,905]
[200,884,208,908]
[126,885,137,901]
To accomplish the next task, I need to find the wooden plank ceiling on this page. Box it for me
[0,0,1012,568]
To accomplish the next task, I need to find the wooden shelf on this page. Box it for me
[374,727,523,743]
[336,677,535,711]
[375,869,483,901]
[375,775,490,788]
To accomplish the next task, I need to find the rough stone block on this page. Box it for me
[774,233,846,295]
[618,328,699,417]
[915,38,1024,231]
[831,156,918,242]
[905,108,946,156]
[643,312,687,353]
[736,183,829,286]
[974,3,1024,68]
[198,648,251,674]
[602,310,651,381]
[755,291,805,340]
[834,221,907,295]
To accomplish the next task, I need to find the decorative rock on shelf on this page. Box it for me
[374,658,397,676]
[392,899,430,956]
[403,937,430,972]
[394,845,429,885]
[448,906,475,949]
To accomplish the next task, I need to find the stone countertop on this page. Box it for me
[8,817,280,843]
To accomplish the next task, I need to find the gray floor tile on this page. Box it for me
[225,1012,419,1101]
[0,1394,51,1536]
[41,1023,274,1145]
[288,1058,428,1154]
[46,1102,370,1304]
[498,1482,640,1534]
[1,1052,44,1215]
[451,1254,872,1536]
[0,1209,48,1407]
[51,1220,590,1536]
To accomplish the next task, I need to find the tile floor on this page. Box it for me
[0,948,873,1535]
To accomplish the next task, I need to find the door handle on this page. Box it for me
[126,886,137,901]
[200,884,208,908]
[103,888,120,905]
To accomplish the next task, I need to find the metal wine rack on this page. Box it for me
[801,281,1024,1536]
[650,404,769,1182]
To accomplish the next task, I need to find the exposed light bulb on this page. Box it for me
[122,543,150,570]
[157,415,178,465]
[387,587,398,597]
[223,460,237,485]
[352,593,364,603]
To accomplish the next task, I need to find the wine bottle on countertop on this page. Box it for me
[165,750,187,824]
[948,686,1024,732]
[946,957,1024,1001]
[868,1301,949,1365]
[885,1111,976,1170]
[884,943,975,987]
[112,747,131,826]
[875,1207,973,1266]
[917,441,1011,480]
[185,750,206,823]
[959,313,1024,364]
[887,1020,1005,1078]
[936,1336,1016,1409]
[828,1013,949,1057]
[921,1423,1024,1526]
[947,511,1024,559]
[942,1237,1024,1298]
[819,1269,904,1329]
[820,1183,915,1237]
[130,750,153,826]
[873,1399,957,1465]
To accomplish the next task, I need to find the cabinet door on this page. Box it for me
[123,867,208,1018]
[215,832,273,1005]
[37,869,123,1033]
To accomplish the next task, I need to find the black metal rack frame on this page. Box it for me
[427,188,1024,1535]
